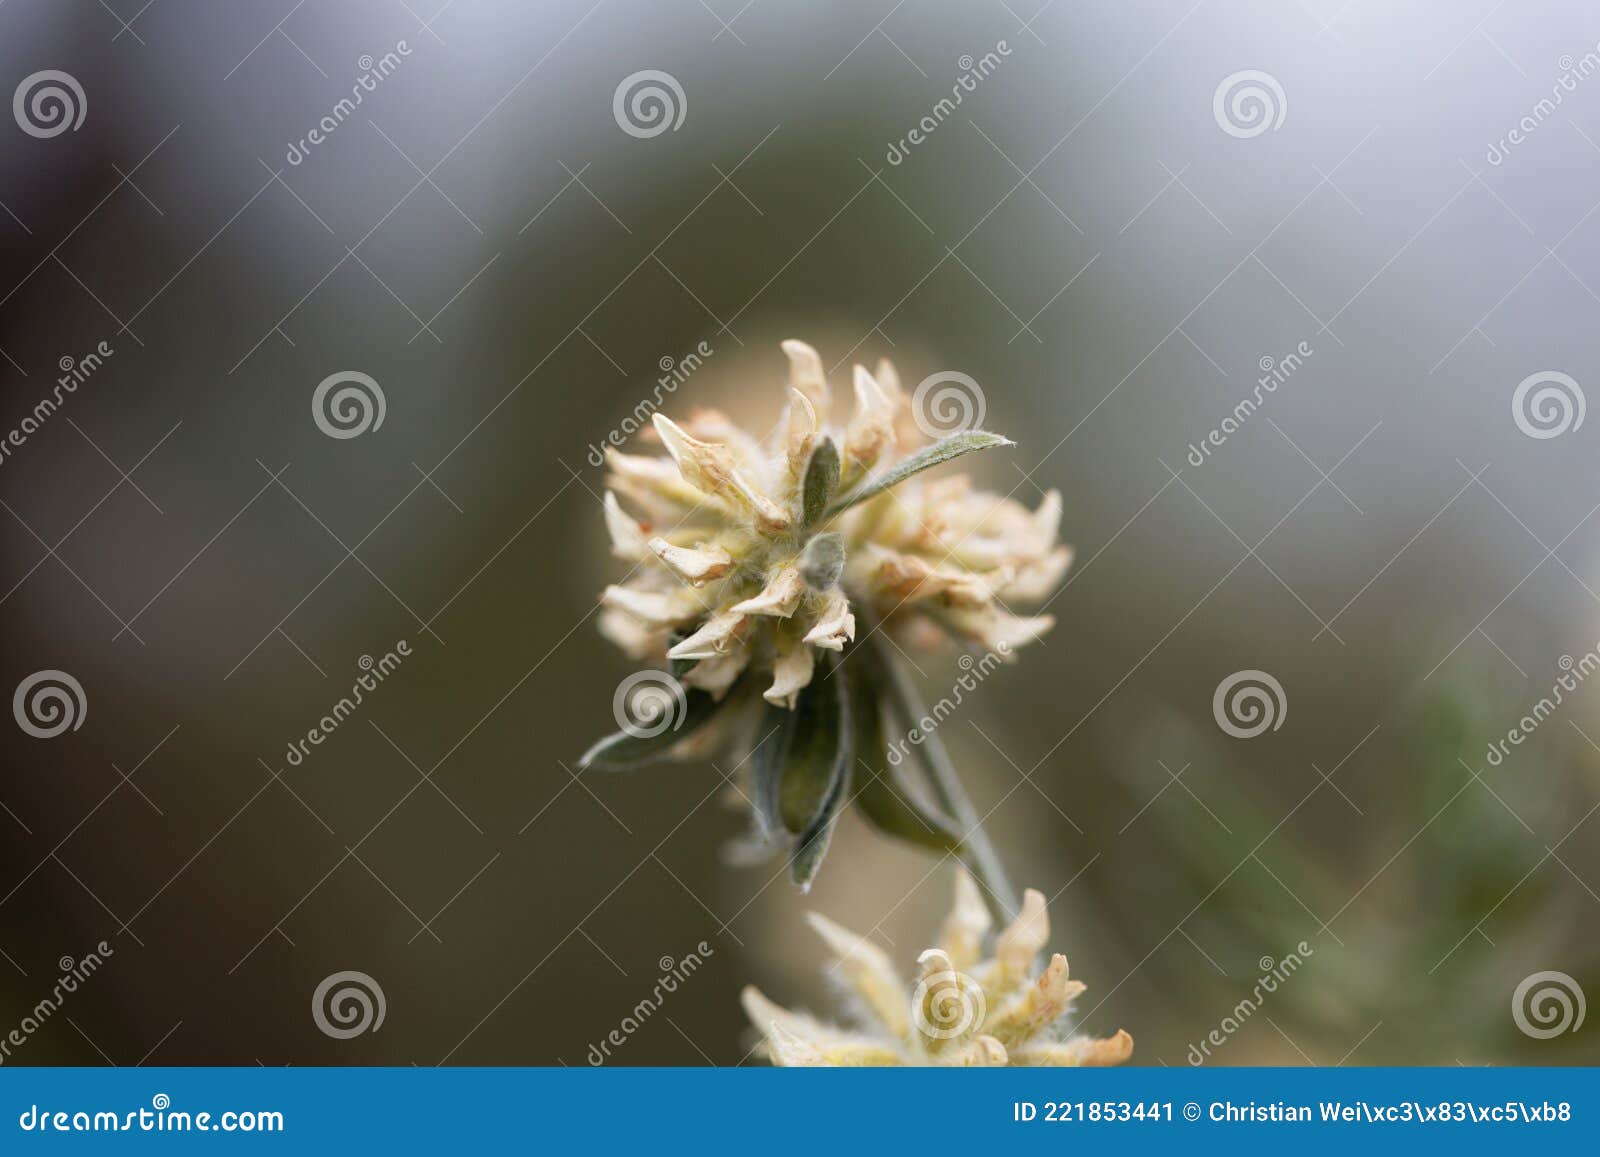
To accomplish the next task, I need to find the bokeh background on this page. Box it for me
[2,0,1599,1066]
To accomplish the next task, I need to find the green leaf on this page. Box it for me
[750,703,797,837]
[780,658,854,889]
[778,666,847,833]
[801,437,841,528]
[790,815,838,891]
[826,431,1014,517]
[846,661,964,855]
[798,532,845,590]
[577,683,727,771]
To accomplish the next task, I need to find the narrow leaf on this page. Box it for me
[750,702,796,837]
[826,431,1013,517]
[577,685,727,771]
[790,814,839,891]
[784,657,853,889]
[846,661,964,855]
[801,437,841,528]
[778,666,846,833]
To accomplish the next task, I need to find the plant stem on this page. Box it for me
[871,636,1019,924]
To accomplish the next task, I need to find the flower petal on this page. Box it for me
[984,953,1086,1048]
[656,414,791,533]
[601,583,702,628]
[603,492,651,561]
[729,566,806,618]
[802,588,856,651]
[995,887,1049,985]
[666,609,746,659]
[1011,1029,1134,1068]
[764,636,816,708]
[843,365,896,481]
[680,646,749,699]
[940,868,992,971]
[806,913,911,1042]
[781,339,831,424]
[648,537,732,585]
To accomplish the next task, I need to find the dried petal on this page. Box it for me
[730,567,806,618]
[995,888,1049,985]
[667,610,746,660]
[764,636,816,708]
[603,492,651,561]
[940,869,992,971]
[807,913,910,1041]
[843,365,896,481]
[648,537,732,585]
[781,339,831,423]
[802,588,856,651]
[1011,1030,1134,1068]
[653,414,791,533]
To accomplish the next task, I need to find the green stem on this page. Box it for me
[870,635,1019,924]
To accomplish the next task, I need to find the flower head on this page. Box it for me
[742,869,1132,1067]
[595,340,1069,704]
[582,341,1070,896]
